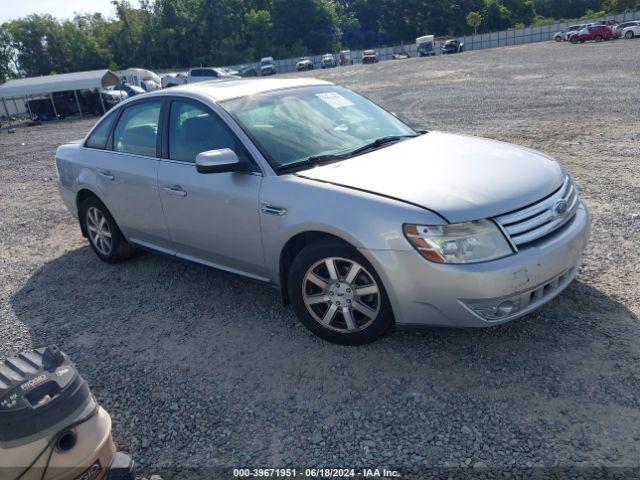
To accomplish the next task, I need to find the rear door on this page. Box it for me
[94,99,172,251]
[157,98,267,279]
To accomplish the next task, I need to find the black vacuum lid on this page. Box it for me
[0,345,91,443]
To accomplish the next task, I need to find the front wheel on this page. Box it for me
[554,36,562,42]
[626,31,634,39]
[595,35,603,42]
[288,242,394,345]
[570,37,579,44]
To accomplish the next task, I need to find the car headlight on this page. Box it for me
[403,220,514,264]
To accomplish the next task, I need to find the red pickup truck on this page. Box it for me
[569,25,613,43]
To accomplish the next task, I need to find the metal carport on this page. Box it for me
[0,69,120,120]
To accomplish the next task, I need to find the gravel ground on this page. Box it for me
[1,40,639,479]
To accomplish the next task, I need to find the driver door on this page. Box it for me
[157,98,268,280]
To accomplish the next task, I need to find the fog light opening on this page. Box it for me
[493,300,516,317]
[464,295,521,321]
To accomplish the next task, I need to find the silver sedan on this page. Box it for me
[55,78,590,344]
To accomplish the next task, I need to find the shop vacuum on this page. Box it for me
[0,346,135,480]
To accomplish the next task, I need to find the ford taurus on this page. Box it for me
[55,78,590,344]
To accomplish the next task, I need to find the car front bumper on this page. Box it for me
[361,202,590,328]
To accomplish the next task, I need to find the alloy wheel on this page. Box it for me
[86,206,112,256]
[302,257,381,333]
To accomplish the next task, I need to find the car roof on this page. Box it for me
[146,78,333,102]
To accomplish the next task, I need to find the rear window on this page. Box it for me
[113,101,161,157]
[85,112,117,150]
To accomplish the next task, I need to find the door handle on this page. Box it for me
[260,203,287,216]
[98,170,114,181]
[163,185,187,197]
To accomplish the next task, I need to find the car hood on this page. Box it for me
[296,131,564,223]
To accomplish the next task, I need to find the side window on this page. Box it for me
[113,101,161,157]
[168,100,247,163]
[85,112,116,149]
[204,69,218,77]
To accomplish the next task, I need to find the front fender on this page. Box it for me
[259,175,446,284]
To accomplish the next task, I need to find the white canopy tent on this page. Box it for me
[0,69,120,119]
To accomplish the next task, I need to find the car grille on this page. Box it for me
[495,176,579,248]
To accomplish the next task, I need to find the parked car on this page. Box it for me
[119,83,146,97]
[321,54,336,68]
[416,35,435,56]
[237,65,258,77]
[296,57,314,71]
[441,39,464,54]
[612,21,639,38]
[161,72,187,88]
[55,78,590,345]
[339,50,353,65]
[362,50,379,64]
[569,25,613,43]
[260,57,276,76]
[392,51,410,60]
[554,25,586,42]
[621,24,640,39]
[221,67,240,76]
[187,67,239,83]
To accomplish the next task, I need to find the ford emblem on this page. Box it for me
[553,200,568,215]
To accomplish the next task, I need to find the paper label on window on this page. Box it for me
[315,92,354,108]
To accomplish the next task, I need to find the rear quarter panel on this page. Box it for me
[55,143,109,217]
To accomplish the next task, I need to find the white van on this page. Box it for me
[416,35,435,57]
[123,68,161,91]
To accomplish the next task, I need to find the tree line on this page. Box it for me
[1,0,638,81]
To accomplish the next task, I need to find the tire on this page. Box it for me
[570,37,579,44]
[595,35,603,42]
[288,241,394,345]
[79,196,135,263]
[626,31,634,39]
[554,36,562,42]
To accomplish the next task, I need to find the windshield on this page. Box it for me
[222,86,416,171]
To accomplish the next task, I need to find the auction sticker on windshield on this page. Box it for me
[315,92,354,108]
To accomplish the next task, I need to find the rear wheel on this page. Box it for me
[626,30,634,39]
[288,242,394,345]
[595,35,603,42]
[79,196,135,263]
[570,36,579,44]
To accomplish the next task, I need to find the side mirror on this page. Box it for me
[196,148,243,174]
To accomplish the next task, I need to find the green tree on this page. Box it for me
[243,9,274,58]
[481,0,512,31]
[271,0,340,54]
[0,26,16,81]
[467,11,483,33]
[603,0,640,11]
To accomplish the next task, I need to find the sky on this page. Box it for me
[0,0,141,23]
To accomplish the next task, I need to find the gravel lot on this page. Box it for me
[1,40,639,478]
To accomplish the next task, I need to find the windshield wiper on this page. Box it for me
[275,134,419,173]
[346,134,418,157]
[276,153,351,172]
